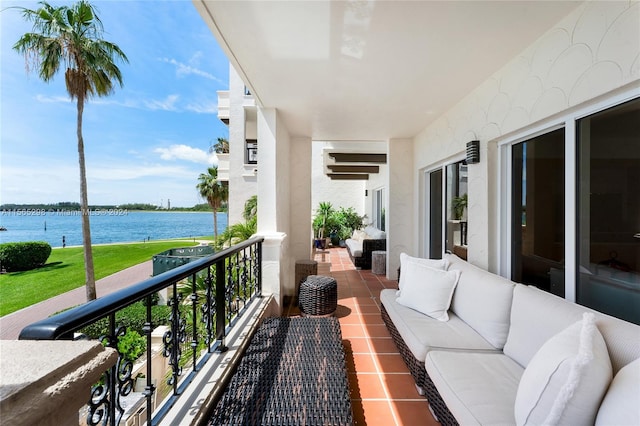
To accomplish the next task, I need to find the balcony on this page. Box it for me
[216,90,229,124]
[3,242,438,425]
[216,152,229,182]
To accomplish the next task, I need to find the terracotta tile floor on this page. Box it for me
[288,247,440,426]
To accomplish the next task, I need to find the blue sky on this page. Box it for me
[1,0,230,207]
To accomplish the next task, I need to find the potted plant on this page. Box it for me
[312,202,334,249]
[452,193,468,221]
[335,207,366,244]
[134,373,146,392]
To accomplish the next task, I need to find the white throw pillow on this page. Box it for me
[351,229,367,242]
[398,253,450,294]
[595,357,640,426]
[514,312,612,426]
[363,225,386,240]
[396,260,460,321]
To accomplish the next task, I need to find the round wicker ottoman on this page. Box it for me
[298,275,337,317]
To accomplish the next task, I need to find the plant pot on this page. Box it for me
[134,377,146,392]
[314,238,326,249]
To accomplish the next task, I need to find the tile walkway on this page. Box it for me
[289,247,440,426]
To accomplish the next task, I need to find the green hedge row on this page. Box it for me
[80,301,173,339]
[0,241,52,272]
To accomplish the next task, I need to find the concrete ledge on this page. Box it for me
[0,340,118,426]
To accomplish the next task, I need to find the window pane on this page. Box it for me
[445,161,468,255]
[429,169,443,259]
[511,128,565,296]
[577,98,640,325]
[374,188,385,231]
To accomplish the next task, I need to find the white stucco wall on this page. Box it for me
[311,142,366,218]
[412,1,640,271]
[289,137,313,296]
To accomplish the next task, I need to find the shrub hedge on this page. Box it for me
[79,301,173,339]
[0,241,52,272]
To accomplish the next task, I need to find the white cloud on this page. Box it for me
[154,144,217,165]
[190,51,204,66]
[35,91,215,114]
[89,163,196,180]
[185,101,218,114]
[160,57,224,84]
[143,94,179,111]
[35,94,72,103]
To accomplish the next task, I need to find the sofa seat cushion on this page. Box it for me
[426,351,523,426]
[345,238,363,257]
[445,254,515,349]
[380,289,497,362]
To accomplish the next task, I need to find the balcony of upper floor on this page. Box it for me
[216,152,229,182]
[216,90,229,125]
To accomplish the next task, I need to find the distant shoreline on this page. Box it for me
[51,237,211,250]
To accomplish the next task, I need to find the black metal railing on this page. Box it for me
[19,237,264,426]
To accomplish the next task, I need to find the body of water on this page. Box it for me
[0,210,226,248]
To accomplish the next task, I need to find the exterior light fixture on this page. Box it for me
[466,140,480,164]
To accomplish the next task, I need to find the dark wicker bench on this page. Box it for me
[346,238,386,269]
[207,317,353,425]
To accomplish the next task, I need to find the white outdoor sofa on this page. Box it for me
[344,225,386,269]
[380,253,640,425]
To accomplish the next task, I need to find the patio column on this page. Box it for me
[387,138,414,280]
[289,136,313,286]
[256,107,291,312]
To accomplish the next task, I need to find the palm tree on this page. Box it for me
[197,166,228,238]
[243,195,257,222]
[212,137,230,154]
[13,1,128,301]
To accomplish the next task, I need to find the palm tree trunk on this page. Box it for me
[213,210,218,238]
[77,96,97,301]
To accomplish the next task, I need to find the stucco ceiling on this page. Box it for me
[195,1,583,141]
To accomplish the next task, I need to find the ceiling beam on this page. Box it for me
[327,165,379,173]
[328,153,387,163]
[328,173,369,180]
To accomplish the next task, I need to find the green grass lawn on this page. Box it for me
[0,240,198,316]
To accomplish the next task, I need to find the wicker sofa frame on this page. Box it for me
[346,238,386,269]
[380,304,428,390]
[381,303,459,425]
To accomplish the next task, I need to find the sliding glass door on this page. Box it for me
[577,98,640,324]
[511,128,565,296]
[426,161,467,260]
